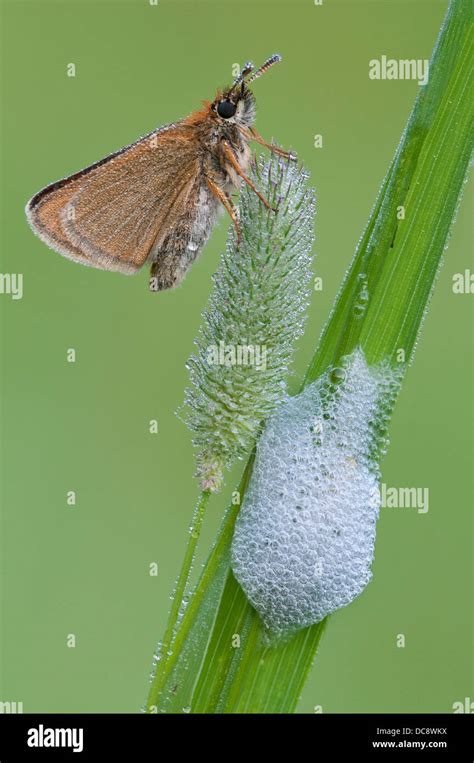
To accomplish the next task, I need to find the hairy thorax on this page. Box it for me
[202,123,252,193]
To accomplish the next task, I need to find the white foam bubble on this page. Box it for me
[231,348,401,637]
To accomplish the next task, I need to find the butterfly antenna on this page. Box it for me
[246,54,282,85]
[230,61,254,93]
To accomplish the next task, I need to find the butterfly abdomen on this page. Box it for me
[149,183,220,292]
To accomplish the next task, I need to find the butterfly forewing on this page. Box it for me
[26,123,202,274]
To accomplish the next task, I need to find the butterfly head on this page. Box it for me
[211,54,282,129]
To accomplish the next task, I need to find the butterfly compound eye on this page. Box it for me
[217,100,237,119]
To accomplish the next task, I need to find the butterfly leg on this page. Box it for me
[221,141,276,212]
[205,175,241,245]
[241,127,296,161]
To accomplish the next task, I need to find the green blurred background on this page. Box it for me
[0,0,472,713]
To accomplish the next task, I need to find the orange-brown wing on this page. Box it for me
[26,123,201,274]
